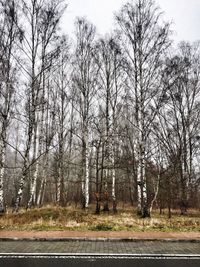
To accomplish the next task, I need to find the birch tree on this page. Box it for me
[72,18,97,209]
[27,1,66,209]
[95,35,124,212]
[154,42,200,215]
[116,0,171,217]
[0,0,19,213]
[52,36,70,205]
[13,0,66,211]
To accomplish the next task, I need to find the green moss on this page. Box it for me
[89,223,114,231]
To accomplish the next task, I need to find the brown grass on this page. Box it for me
[0,205,199,232]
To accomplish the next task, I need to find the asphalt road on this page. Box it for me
[0,256,200,267]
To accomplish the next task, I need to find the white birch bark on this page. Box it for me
[81,177,85,203]
[13,112,33,212]
[57,173,61,203]
[74,18,97,209]
[0,0,17,212]
[0,141,6,212]
[37,162,47,206]
[149,172,160,213]
[82,118,89,208]
[37,74,51,207]
[37,152,49,206]
[85,133,89,208]
[137,73,148,216]
[14,104,34,212]
[111,112,117,211]
[37,178,44,206]
[111,160,116,202]
[116,0,170,217]
[14,159,29,212]
[27,121,40,208]
[149,145,162,213]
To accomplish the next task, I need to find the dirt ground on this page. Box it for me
[0,230,200,239]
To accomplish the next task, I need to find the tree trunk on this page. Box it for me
[111,151,117,213]
[13,122,33,212]
[0,141,6,213]
[27,120,40,209]
[85,132,90,208]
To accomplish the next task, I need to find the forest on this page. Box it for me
[0,0,200,219]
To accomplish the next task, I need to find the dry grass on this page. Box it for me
[0,205,199,232]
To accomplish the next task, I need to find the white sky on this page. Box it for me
[61,0,200,43]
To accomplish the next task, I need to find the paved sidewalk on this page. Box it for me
[0,231,200,241]
[0,240,200,254]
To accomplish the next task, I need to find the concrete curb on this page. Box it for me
[0,237,200,242]
[0,253,200,259]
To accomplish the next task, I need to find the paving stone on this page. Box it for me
[0,241,199,254]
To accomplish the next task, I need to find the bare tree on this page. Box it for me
[154,42,200,215]
[51,36,70,206]
[116,0,171,217]
[94,35,124,212]
[13,0,66,212]
[0,0,19,213]
[72,18,98,209]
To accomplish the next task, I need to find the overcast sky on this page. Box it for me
[62,0,200,43]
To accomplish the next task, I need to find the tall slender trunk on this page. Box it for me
[95,144,100,214]
[37,153,48,206]
[111,167,116,213]
[103,79,111,212]
[0,16,14,213]
[13,158,29,212]
[81,126,89,209]
[149,172,160,213]
[180,122,189,215]
[56,148,64,205]
[27,118,40,208]
[136,6,149,217]
[14,1,37,212]
[127,168,134,206]
[37,75,50,207]
[0,140,6,213]
[37,177,45,207]
[103,171,109,212]
[111,136,117,213]
[85,129,89,208]
[13,108,34,212]
[99,142,105,199]
[137,107,149,217]
[65,102,74,205]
